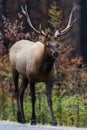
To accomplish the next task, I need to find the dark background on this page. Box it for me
[0,0,87,63]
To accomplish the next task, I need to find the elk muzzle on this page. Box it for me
[53,51,59,58]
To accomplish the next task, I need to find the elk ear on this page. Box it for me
[45,33,51,41]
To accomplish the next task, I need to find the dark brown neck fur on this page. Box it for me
[40,49,55,73]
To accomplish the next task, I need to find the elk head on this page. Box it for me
[43,34,59,59]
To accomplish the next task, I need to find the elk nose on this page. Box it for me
[53,52,59,58]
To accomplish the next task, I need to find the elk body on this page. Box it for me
[9,37,59,125]
[9,5,76,125]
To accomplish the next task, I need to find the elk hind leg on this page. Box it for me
[12,69,19,97]
[17,77,28,123]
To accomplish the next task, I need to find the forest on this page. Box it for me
[0,0,87,128]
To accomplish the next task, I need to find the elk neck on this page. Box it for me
[40,46,55,73]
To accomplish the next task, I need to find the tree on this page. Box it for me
[48,4,62,30]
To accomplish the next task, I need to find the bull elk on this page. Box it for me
[9,5,76,125]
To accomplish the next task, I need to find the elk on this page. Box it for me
[9,5,76,125]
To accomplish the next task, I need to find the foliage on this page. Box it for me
[48,5,62,30]
[0,14,39,54]
[55,42,87,97]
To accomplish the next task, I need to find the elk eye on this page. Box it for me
[46,44,50,48]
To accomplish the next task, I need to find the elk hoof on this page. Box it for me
[17,112,26,123]
[51,120,57,126]
[31,120,36,125]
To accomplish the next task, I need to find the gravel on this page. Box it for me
[0,121,86,130]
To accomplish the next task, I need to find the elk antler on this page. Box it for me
[54,7,77,37]
[21,5,46,37]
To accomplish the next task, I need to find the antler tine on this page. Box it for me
[61,7,77,34]
[39,23,46,36]
[67,7,74,28]
[21,4,46,36]
[21,5,26,15]
[55,6,77,37]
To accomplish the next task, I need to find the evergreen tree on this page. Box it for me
[48,4,62,30]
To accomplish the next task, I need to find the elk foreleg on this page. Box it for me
[30,79,36,125]
[46,81,57,126]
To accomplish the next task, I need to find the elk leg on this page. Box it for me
[46,82,57,126]
[12,69,19,97]
[17,77,28,123]
[30,79,36,125]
